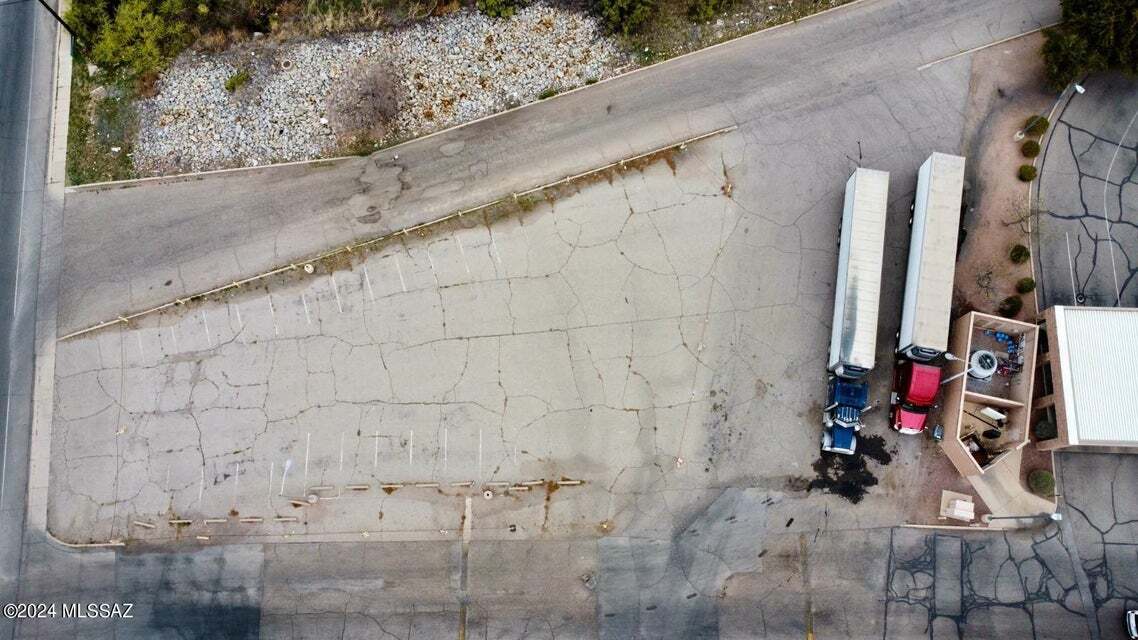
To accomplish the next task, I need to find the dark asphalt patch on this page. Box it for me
[808,434,894,504]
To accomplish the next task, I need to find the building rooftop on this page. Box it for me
[1052,306,1138,446]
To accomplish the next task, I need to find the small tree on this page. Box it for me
[1018,165,1038,182]
[476,0,521,18]
[595,0,656,36]
[998,295,1023,318]
[1024,115,1050,137]
[91,0,190,80]
[1016,277,1036,294]
[1042,0,1136,90]
[1021,140,1041,158]
[1010,244,1031,264]
[1028,469,1055,497]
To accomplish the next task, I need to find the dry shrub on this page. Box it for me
[197,28,230,53]
[135,70,160,98]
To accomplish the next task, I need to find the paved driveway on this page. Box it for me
[1035,73,1138,308]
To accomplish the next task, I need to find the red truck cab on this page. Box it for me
[890,361,942,434]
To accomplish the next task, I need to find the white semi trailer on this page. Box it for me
[827,168,890,379]
[897,152,966,362]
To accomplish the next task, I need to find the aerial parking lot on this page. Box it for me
[49,128,945,546]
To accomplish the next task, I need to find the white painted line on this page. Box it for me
[233,462,240,506]
[268,460,274,500]
[330,275,343,313]
[425,246,440,287]
[339,432,344,472]
[197,467,204,505]
[280,458,293,496]
[1065,232,1077,301]
[304,432,311,487]
[456,235,472,276]
[394,255,407,292]
[132,520,156,529]
[201,310,213,348]
[203,518,227,525]
[363,266,376,303]
[917,25,1056,70]
[443,426,448,472]
[240,517,263,524]
[233,303,247,344]
[408,430,413,466]
[1101,104,1137,304]
[490,229,503,265]
[267,294,280,335]
[478,429,483,479]
[136,331,145,358]
[301,293,312,325]
[373,430,379,468]
[164,466,171,494]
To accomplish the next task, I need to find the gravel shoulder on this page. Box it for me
[133,5,626,175]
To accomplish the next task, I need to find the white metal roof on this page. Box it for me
[906,153,965,351]
[835,168,889,369]
[1053,306,1138,446]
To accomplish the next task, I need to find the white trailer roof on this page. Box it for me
[833,168,889,370]
[1053,306,1138,446]
[906,153,965,352]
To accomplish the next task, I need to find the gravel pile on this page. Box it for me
[135,5,625,174]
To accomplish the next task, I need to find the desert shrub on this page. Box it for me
[1010,244,1031,264]
[1016,277,1036,294]
[1027,469,1055,497]
[585,76,599,85]
[65,0,110,49]
[688,0,729,23]
[1021,139,1041,158]
[476,0,520,18]
[225,69,251,92]
[1018,164,1038,182]
[595,0,656,36]
[998,295,1023,318]
[538,86,560,99]
[1033,419,1057,441]
[1024,115,1050,137]
[91,0,191,80]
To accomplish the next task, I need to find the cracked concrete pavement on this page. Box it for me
[1036,72,1138,308]
[51,136,914,545]
[57,0,1059,337]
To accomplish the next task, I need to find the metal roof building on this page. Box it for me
[1035,306,1138,449]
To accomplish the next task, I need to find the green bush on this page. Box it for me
[225,69,251,92]
[1018,164,1038,182]
[1042,0,1137,90]
[1016,277,1036,294]
[1021,139,1041,158]
[998,295,1023,318]
[1033,419,1057,441]
[537,86,559,99]
[1024,115,1050,137]
[688,0,728,23]
[595,0,656,36]
[476,0,520,18]
[1010,244,1031,264]
[90,0,190,80]
[1027,469,1055,497]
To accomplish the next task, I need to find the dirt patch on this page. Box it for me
[808,434,894,504]
[326,62,400,149]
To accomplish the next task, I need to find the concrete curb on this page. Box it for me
[26,0,86,550]
[66,0,875,192]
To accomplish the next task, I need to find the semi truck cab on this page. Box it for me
[822,377,869,455]
[890,360,941,434]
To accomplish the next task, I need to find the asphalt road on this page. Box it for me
[60,0,1060,336]
[0,0,56,636]
[1035,72,1138,309]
